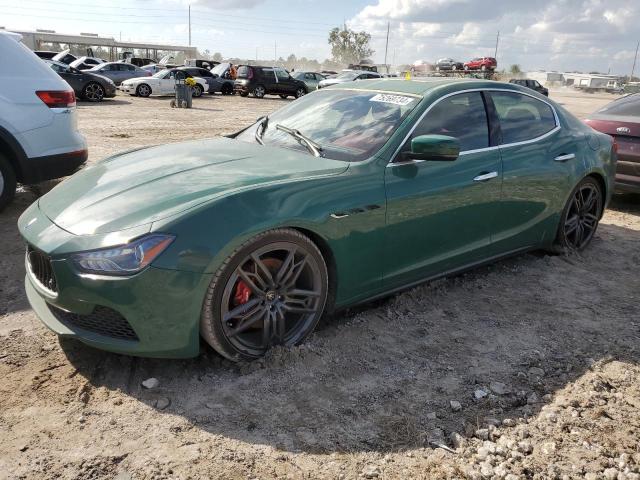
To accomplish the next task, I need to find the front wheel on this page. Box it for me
[294,87,306,98]
[0,153,17,213]
[200,229,329,361]
[136,83,151,97]
[192,84,203,97]
[83,82,104,102]
[554,177,603,252]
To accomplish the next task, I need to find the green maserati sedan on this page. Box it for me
[19,79,616,361]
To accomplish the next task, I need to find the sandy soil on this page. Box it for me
[0,89,638,480]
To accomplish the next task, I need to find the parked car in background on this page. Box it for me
[464,57,497,71]
[69,56,106,71]
[185,59,219,69]
[87,62,150,85]
[0,31,87,211]
[177,66,224,94]
[119,68,207,97]
[234,65,308,98]
[509,79,549,96]
[435,58,464,71]
[586,93,640,193]
[45,60,116,102]
[51,49,77,65]
[18,79,615,361]
[142,64,167,75]
[34,50,58,60]
[291,71,325,91]
[206,62,235,95]
[317,70,382,88]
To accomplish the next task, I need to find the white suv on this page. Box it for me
[0,31,87,211]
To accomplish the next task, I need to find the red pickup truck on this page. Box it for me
[464,57,497,71]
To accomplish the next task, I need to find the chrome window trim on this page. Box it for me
[388,88,561,164]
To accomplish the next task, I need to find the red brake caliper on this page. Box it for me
[233,281,251,305]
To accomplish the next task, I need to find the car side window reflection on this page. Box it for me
[404,91,489,153]
[490,91,556,144]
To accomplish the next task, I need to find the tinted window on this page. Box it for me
[275,69,289,80]
[491,91,556,144]
[595,94,640,117]
[408,92,489,152]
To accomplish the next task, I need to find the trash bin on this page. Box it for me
[171,71,192,108]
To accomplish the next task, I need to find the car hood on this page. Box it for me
[320,78,353,86]
[38,137,349,235]
[121,76,152,85]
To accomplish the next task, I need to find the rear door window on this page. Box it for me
[490,91,557,144]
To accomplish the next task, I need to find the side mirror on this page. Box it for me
[406,134,460,161]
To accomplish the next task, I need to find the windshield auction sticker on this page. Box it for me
[369,93,415,106]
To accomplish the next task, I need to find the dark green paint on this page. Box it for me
[19,79,616,357]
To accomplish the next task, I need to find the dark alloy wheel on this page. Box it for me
[253,85,266,98]
[0,153,17,213]
[557,177,603,251]
[192,84,203,97]
[201,229,328,361]
[295,87,306,98]
[83,82,104,102]
[136,84,151,97]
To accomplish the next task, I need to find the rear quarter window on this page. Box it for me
[490,91,557,144]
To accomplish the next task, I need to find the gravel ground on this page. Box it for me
[0,88,638,480]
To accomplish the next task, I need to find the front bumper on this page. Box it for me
[20,204,212,358]
[104,84,117,98]
[119,84,136,94]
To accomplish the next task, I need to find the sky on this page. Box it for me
[1,0,639,74]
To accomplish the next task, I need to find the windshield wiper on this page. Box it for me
[275,124,323,157]
[254,116,268,145]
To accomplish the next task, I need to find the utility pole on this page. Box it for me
[494,30,500,60]
[631,40,640,82]
[188,4,191,46]
[384,21,390,73]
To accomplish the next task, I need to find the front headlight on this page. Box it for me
[71,234,175,276]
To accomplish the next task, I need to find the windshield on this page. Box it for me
[211,63,230,75]
[236,89,420,161]
[336,72,358,80]
[596,94,640,117]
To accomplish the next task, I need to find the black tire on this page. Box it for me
[136,83,151,97]
[253,85,266,98]
[0,153,17,213]
[82,82,105,102]
[192,84,203,97]
[221,83,233,95]
[279,94,288,99]
[554,177,603,252]
[200,228,329,362]
[294,87,306,99]
[240,92,249,97]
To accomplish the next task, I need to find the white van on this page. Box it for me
[0,31,87,211]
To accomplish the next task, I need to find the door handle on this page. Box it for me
[473,171,498,182]
[554,153,576,162]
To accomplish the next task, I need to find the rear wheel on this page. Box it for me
[82,82,104,102]
[200,229,329,361]
[0,153,17,213]
[555,177,603,252]
[136,84,151,97]
[192,84,204,97]
[253,85,266,98]
[294,87,306,98]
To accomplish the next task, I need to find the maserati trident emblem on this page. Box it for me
[617,126,631,134]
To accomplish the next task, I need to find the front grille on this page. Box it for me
[27,245,58,293]
[49,305,139,342]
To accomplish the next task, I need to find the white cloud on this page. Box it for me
[349,0,640,74]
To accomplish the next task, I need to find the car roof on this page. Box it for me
[329,78,521,97]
